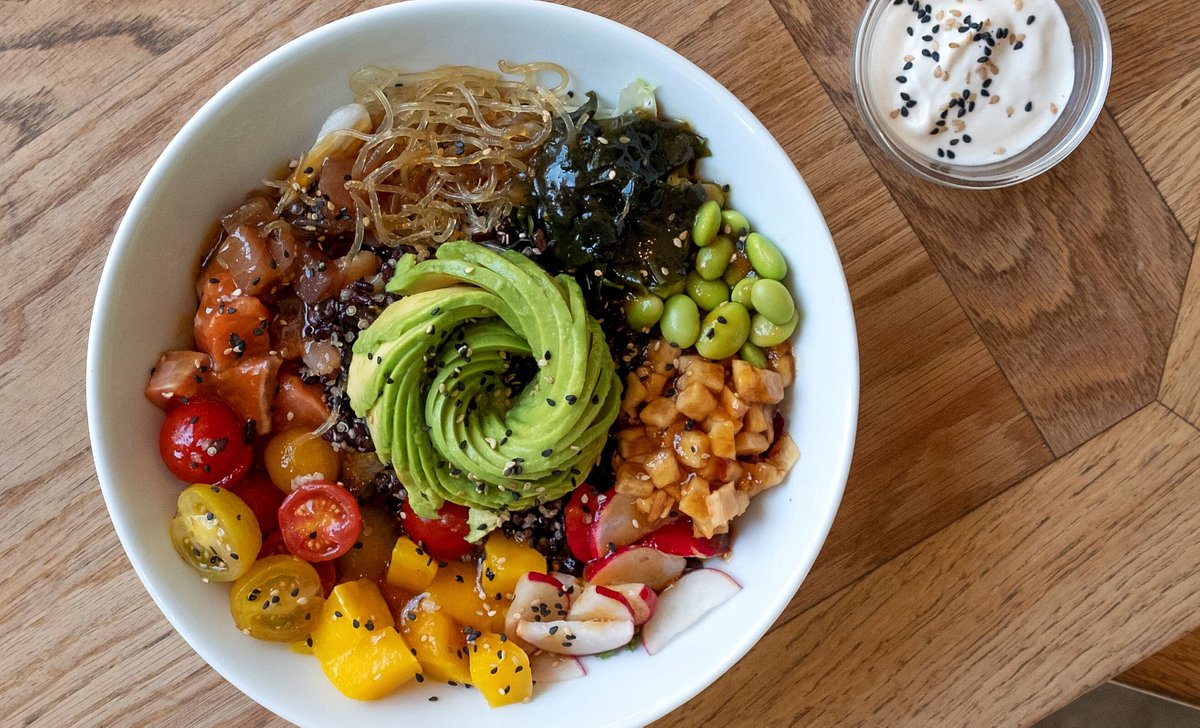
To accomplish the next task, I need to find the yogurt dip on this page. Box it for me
[868,0,1075,165]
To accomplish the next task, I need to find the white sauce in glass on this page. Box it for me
[869,0,1075,165]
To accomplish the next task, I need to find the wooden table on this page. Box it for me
[3,0,1198,725]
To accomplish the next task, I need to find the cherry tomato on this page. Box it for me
[279,482,362,562]
[158,400,252,487]
[227,472,284,534]
[336,504,400,582]
[264,427,341,494]
[259,530,337,596]
[169,484,262,582]
[229,555,325,642]
[564,483,600,562]
[400,500,471,561]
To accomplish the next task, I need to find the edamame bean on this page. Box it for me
[696,302,751,361]
[686,272,731,311]
[652,277,687,299]
[750,279,795,325]
[738,341,768,369]
[692,200,722,247]
[661,294,701,348]
[731,276,757,307]
[745,232,788,280]
[749,308,801,347]
[701,183,726,207]
[695,235,734,281]
[625,294,665,331]
[721,209,751,238]
[723,252,753,285]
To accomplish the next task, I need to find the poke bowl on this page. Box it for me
[86,1,859,725]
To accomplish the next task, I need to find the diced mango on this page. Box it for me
[482,532,547,603]
[321,626,421,700]
[400,597,471,684]
[468,633,532,708]
[311,579,395,665]
[386,535,438,592]
[425,561,501,634]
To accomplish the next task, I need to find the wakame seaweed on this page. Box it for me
[528,93,709,292]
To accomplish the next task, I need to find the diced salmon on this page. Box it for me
[212,354,283,435]
[317,155,357,217]
[272,371,331,430]
[215,224,280,296]
[144,351,213,408]
[194,275,272,369]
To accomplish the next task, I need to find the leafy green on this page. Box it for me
[529,91,708,292]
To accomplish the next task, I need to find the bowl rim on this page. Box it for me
[86,0,860,724]
[850,0,1112,189]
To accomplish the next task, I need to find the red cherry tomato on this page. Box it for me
[226,472,284,534]
[400,500,472,561]
[158,400,251,487]
[564,484,600,561]
[258,530,336,596]
[279,482,362,562]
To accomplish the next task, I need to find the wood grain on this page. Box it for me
[1105,0,1200,114]
[1160,246,1200,427]
[659,403,1200,726]
[0,1,239,158]
[1118,629,1200,707]
[1,0,1198,724]
[1115,65,1200,247]
[769,0,1194,456]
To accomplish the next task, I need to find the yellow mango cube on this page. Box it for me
[482,533,547,603]
[425,561,502,634]
[386,536,438,592]
[321,626,421,700]
[400,597,471,684]
[468,633,532,708]
[311,579,395,665]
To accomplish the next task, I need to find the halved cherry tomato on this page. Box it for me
[279,482,362,562]
[400,500,471,561]
[227,472,284,534]
[229,555,325,641]
[158,400,252,487]
[259,530,336,596]
[169,484,262,582]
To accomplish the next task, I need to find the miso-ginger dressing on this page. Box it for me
[869,0,1075,165]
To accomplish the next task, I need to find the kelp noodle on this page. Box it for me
[280,62,573,252]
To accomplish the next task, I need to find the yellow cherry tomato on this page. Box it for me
[265,427,341,493]
[169,484,261,582]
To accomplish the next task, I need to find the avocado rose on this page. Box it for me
[347,242,622,524]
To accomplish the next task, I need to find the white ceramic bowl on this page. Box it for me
[87,1,859,725]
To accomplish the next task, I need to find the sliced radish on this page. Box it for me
[642,569,742,655]
[516,618,635,656]
[551,571,584,599]
[567,585,635,622]
[607,583,658,626]
[505,572,571,635]
[589,492,661,557]
[584,545,687,591]
[529,652,587,683]
[639,519,730,558]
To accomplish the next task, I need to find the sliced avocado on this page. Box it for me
[348,242,622,524]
